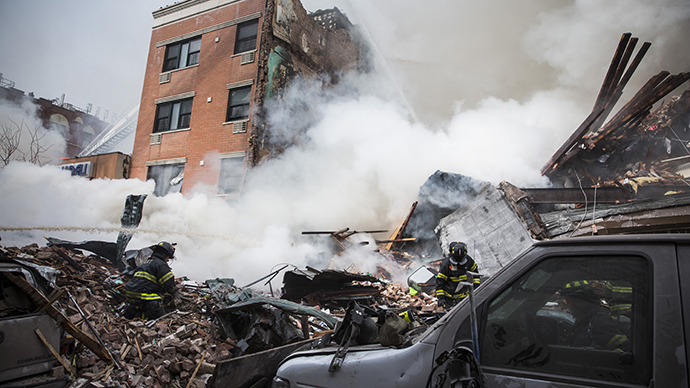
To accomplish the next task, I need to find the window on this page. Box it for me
[82,125,95,147]
[480,255,651,385]
[49,113,69,135]
[226,86,251,122]
[147,163,185,196]
[218,156,245,195]
[163,37,201,72]
[234,19,258,54]
[155,98,193,133]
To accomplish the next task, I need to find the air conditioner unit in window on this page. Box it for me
[233,121,248,133]
[150,133,162,145]
[159,72,171,84]
[240,51,255,65]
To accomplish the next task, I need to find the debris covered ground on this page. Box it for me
[0,240,439,388]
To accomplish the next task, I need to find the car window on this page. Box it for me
[481,255,651,385]
[486,268,551,321]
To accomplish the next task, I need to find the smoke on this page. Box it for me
[1,0,688,289]
[0,100,66,165]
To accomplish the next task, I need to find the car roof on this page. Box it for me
[532,233,690,247]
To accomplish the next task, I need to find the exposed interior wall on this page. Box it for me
[250,0,361,165]
[436,184,535,277]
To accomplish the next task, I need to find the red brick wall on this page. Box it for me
[131,0,265,193]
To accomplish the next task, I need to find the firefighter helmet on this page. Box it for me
[449,241,467,261]
[152,241,175,259]
[561,280,598,301]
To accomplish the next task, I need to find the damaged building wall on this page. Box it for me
[435,181,535,278]
[270,0,360,79]
[251,0,364,164]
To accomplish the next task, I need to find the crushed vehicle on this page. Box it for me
[0,251,64,384]
[273,234,690,387]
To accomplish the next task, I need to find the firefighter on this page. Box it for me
[561,280,631,352]
[122,241,177,320]
[435,241,480,310]
[605,280,633,317]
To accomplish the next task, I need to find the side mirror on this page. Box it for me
[428,346,484,388]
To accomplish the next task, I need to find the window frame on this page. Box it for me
[226,86,251,122]
[146,162,185,197]
[217,154,246,195]
[234,19,259,54]
[154,97,193,133]
[478,253,652,386]
[163,36,202,72]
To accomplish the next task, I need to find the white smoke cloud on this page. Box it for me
[523,0,690,94]
[0,100,66,166]
[1,0,688,290]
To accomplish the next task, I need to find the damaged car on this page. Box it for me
[273,234,690,388]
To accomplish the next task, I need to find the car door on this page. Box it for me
[476,251,653,387]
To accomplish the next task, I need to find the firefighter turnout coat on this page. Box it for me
[125,253,175,303]
[435,255,480,303]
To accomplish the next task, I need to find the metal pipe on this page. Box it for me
[68,291,122,370]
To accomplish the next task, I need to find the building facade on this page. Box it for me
[0,75,110,159]
[130,0,363,197]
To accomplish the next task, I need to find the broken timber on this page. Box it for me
[382,201,418,252]
[35,328,76,378]
[49,244,86,272]
[5,272,112,364]
[542,32,690,177]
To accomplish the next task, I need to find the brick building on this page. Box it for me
[0,75,110,159]
[130,0,365,197]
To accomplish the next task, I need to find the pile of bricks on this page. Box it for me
[1,243,251,388]
[2,242,439,388]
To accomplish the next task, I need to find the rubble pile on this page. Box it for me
[2,243,233,388]
[0,242,437,388]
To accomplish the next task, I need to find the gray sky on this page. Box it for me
[0,1,172,122]
[1,0,688,126]
[0,1,343,124]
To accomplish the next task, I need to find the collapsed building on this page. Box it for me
[413,33,690,278]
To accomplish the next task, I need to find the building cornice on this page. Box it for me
[153,0,211,19]
[152,0,245,29]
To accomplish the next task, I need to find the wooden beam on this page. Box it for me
[49,245,86,272]
[541,109,603,176]
[384,201,418,251]
[6,273,112,363]
[35,328,76,378]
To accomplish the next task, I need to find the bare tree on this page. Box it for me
[0,117,54,167]
[26,123,53,166]
[0,117,23,166]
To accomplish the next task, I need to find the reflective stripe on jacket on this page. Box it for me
[435,255,480,300]
[124,254,175,302]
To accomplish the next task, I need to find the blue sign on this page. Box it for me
[61,161,93,177]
